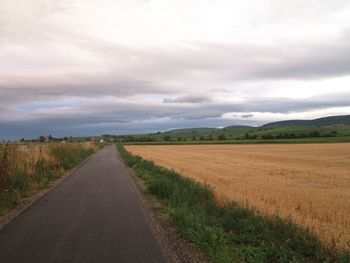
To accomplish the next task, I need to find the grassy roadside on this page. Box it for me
[117,144,350,263]
[0,143,99,216]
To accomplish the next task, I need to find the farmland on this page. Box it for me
[125,143,350,252]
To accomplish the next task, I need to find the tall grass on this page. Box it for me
[118,144,350,263]
[0,143,98,215]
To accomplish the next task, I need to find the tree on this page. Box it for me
[164,135,171,141]
[249,134,257,139]
[309,131,321,138]
[218,134,226,140]
[261,134,274,140]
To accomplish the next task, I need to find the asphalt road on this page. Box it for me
[0,146,168,263]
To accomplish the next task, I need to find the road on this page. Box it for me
[0,146,168,263]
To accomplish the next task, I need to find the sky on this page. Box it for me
[1,0,350,140]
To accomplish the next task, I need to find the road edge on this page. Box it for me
[0,148,100,231]
[115,146,210,263]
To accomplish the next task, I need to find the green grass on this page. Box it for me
[0,144,96,216]
[117,144,350,263]
[51,145,95,170]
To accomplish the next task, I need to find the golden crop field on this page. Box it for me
[126,143,350,251]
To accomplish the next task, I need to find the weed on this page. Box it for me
[9,170,30,192]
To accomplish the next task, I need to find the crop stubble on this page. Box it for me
[126,143,350,251]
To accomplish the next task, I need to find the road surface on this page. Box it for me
[0,146,168,263]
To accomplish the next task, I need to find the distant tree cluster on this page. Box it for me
[218,134,227,140]
[241,130,336,140]
[121,135,155,142]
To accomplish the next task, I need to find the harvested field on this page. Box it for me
[126,143,350,251]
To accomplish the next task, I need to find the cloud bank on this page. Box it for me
[0,0,350,139]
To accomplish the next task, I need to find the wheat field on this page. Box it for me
[126,143,350,251]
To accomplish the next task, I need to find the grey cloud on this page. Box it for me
[0,75,172,109]
[167,37,350,81]
[1,29,350,111]
[249,43,350,80]
[163,95,213,104]
[241,114,254,118]
[1,91,349,139]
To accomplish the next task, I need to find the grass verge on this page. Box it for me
[117,144,350,263]
[0,143,98,216]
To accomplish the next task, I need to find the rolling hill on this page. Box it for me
[262,114,350,128]
[117,114,350,143]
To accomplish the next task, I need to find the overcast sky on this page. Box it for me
[1,0,350,139]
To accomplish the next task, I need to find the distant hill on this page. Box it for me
[262,115,350,128]
[166,127,220,133]
[224,125,254,130]
[165,115,350,134]
[119,114,350,143]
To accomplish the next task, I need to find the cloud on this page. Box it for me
[241,114,254,118]
[0,0,350,139]
[163,95,213,103]
[1,91,349,139]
